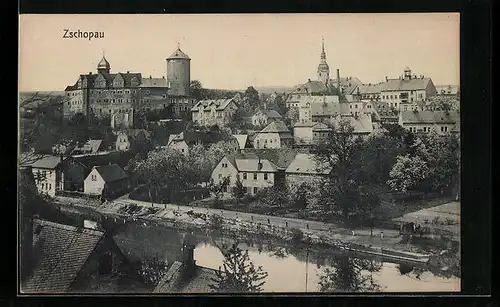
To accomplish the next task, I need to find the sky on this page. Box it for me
[19,13,460,92]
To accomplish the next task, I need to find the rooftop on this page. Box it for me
[22,155,66,169]
[285,153,331,175]
[191,99,235,112]
[154,261,217,293]
[259,121,291,134]
[400,110,460,124]
[93,164,128,183]
[167,48,191,60]
[21,219,106,293]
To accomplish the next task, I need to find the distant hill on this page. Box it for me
[248,86,294,95]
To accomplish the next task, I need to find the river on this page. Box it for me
[110,219,460,293]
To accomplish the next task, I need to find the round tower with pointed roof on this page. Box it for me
[317,38,330,85]
[166,43,191,96]
[97,55,111,74]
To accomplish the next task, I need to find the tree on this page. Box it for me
[291,182,311,210]
[210,243,268,293]
[134,148,196,203]
[134,257,168,289]
[318,255,382,292]
[387,154,430,193]
[232,174,245,199]
[314,119,364,222]
[244,86,260,107]
[256,185,289,208]
[190,80,205,100]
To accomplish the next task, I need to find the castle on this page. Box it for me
[63,45,196,129]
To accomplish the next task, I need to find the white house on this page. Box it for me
[84,164,129,198]
[293,122,331,146]
[251,109,282,127]
[253,121,294,149]
[285,153,332,192]
[380,67,438,110]
[398,110,460,136]
[191,98,238,127]
[298,95,340,123]
[211,150,297,196]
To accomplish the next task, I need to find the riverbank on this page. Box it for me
[53,196,460,277]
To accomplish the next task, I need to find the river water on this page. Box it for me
[111,220,460,293]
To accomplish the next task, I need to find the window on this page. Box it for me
[253,173,257,180]
[181,148,185,153]
[264,173,268,180]
[243,173,247,180]
[48,184,51,190]
[253,187,258,194]
[441,126,448,132]
[41,183,45,190]
[91,174,97,181]
[355,104,358,109]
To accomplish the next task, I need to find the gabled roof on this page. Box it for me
[168,131,212,146]
[310,102,347,117]
[381,78,432,92]
[139,77,168,88]
[23,155,66,169]
[253,109,282,119]
[293,121,331,131]
[119,129,151,140]
[75,139,103,154]
[334,114,373,134]
[167,48,191,60]
[285,153,331,175]
[400,111,460,124]
[154,261,217,293]
[232,134,249,149]
[356,83,385,95]
[259,121,290,134]
[330,77,364,95]
[21,219,106,293]
[191,99,235,112]
[239,148,297,170]
[92,164,128,183]
[235,156,277,172]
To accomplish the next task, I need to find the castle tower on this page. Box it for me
[97,54,111,74]
[317,38,330,85]
[166,43,191,96]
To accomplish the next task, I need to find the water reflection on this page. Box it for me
[113,221,460,292]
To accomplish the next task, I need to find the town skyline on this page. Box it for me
[20,13,459,92]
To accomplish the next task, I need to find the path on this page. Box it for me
[113,197,401,239]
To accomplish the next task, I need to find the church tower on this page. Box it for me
[317,38,330,85]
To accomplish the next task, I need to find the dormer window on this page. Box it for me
[257,162,263,170]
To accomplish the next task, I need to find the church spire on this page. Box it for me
[317,37,330,85]
[321,37,326,60]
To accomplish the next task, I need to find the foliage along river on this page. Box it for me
[110,218,460,293]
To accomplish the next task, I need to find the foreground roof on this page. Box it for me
[21,219,106,293]
[381,77,432,92]
[154,261,217,293]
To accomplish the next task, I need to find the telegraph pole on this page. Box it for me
[305,247,309,292]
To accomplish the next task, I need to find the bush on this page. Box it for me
[209,214,223,230]
[290,228,304,244]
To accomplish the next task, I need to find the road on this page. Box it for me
[113,197,400,238]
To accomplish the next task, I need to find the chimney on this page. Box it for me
[336,69,341,94]
[89,72,92,75]
[385,76,388,82]
[181,243,197,278]
[127,71,130,74]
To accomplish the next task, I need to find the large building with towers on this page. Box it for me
[63,45,196,129]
